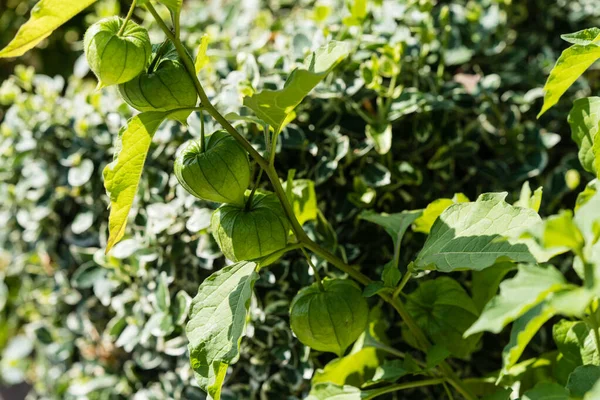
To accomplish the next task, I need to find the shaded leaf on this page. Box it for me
[567,365,600,398]
[522,382,569,400]
[568,97,600,175]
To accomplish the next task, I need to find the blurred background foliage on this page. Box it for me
[1,0,600,398]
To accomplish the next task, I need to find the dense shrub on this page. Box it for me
[1,0,600,399]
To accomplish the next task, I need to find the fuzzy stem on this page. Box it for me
[245,167,263,211]
[199,111,206,153]
[117,0,137,36]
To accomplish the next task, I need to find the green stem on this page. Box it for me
[118,0,137,36]
[364,378,445,400]
[146,6,475,399]
[199,110,206,152]
[245,167,263,211]
[393,270,412,299]
[302,248,324,291]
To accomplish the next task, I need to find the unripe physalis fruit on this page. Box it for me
[289,279,368,356]
[84,16,151,88]
[211,192,290,262]
[175,130,251,205]
[118,42,197,123]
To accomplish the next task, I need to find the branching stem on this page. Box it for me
[146,4,476,399]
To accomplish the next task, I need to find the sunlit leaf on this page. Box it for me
[244,41,350,133]
[103,111,170,252]
[0,0,98,58]
[568,97,600,176]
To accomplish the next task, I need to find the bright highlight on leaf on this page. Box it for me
[538,29,600,117]
[103,111,170,253]
[186,261,258,400]
[568,97,600,176]
[0,0,98,58]
[244,41,350,133]
[194,34,210,74]
[413,193,541,272]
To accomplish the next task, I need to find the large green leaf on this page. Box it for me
[567,365,600,398]
[553,320,599,384]
[465,264,568,336]
[538,38,600,117]
[471,262,516,312]
[244,41,350,133]
[413,193,541,272]
[103,111,170,252]
[0,0,97,58]
[405,277,481,358]
[186,261,259,400]
[562,28,600,46]
[568,97,600,175]
[501,302,556,375]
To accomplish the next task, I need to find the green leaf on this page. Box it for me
[481,389,513,400]
[568,97,600,175]
[471,262,516,312]
[103,111,169,252]
[574,190,600,244]
[584,378,600,400]
[305,383,363,400]
[360,209,422,286]
[426,344,451,369]
[553,320,599,384]
[194,34,210,74]
[244,41,350,133]
[522,382,569,400]
[414,193,541,272]
[501,302,556,375]
[405,277,481,358]
[365,124,392,155]
[157,0,182,14]
[312,347,380,387]
[542,211,585,252]
[366,359,411,385]
[538,42,600,117]
[284,179,318,226]
[186,261,259,400]
[412,193,469,234]
[567,365,600,398]
[562,28,600,46]
[343,0,367,26]
[465,264,568,336]
[0,0,98,58]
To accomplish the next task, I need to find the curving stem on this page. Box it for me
[145,3,476,399]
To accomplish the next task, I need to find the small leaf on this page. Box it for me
[515,182,543,212]
[553,319,599,384]
[157,0,182,14]
[244,41,350,133]
[284,179,318,226]
[567,365,600,398]
[0,0,98,58]
[365,124,392,155]
[568,97,600,175]
[194,34,210,74]
[312,347,380,387]
[406,277,481,358]
[186,261,259,400]
[465,264,568,336]
[562,28,600,46]
[501,302,555,375]
[414,193,541,272]
[360,209,421,285]
[412,193,469,234]
[363,282,387,297]
[538,42,600,117]
[103,111,170,253]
